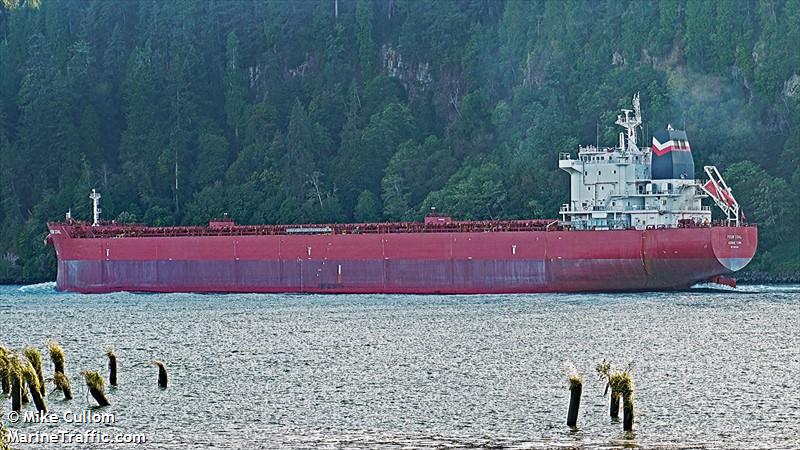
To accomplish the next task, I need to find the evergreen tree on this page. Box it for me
[0,0,795,280]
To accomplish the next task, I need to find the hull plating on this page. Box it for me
[50,226,758,294]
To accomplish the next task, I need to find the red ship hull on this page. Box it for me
[47,223,757,294]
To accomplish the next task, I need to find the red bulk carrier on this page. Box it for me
[47,95,757,294]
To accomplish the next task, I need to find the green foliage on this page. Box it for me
[353,191,381,222]
[0,0,796,281]
[81,370,105,392]
[421,161,507,220]
[724,161,800,272]
[48,341,64,367]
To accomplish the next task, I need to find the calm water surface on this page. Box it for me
[1,283,799,449]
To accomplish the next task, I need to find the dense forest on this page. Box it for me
[0,0,798,282]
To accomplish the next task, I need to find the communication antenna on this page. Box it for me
[89,189,102,226]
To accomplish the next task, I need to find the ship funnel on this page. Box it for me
[651,128,694,179]
[89,189,102,226]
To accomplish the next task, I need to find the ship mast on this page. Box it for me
[89,189,102,226]
[615,92,642,152]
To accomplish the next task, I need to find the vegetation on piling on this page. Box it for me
[48,341,66,375]
[21,361,46,412]
[5,354,23,412]
[596,359,633,420]
[81,371,110,407]
[0,346,10,396]
[597,361,636,432]
[0,414,10,450]
[53,372,73,401]
[0,422,9,450]
[565,364,583,428]
[23,346,46,397]
[568,372,582,389]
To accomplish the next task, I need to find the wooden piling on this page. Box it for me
[20,382,29,404]
[596,360,625,420]
[23,346,46,397]
[0,372,8,397]
[608,370,635,432]
[48,341,66,375]
[610,390,621,419]
[6,354,22,411]
[10,373,21,412]
[81,371,110,407]
[153,360,168,389]
[22,362,47,412]
[106,348,117,387]
[623,391,635,431]
[54,372,73,401]
[0,346,10,396]
[566,373,582,427]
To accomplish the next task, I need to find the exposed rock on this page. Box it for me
[380,44,432,93]
[612,51,626,66]
[784,73,800,98]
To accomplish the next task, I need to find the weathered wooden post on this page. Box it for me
[606,368,635,432]
[153,360,168,389]
[11,375,22,412]
[22,362,47,412]
[566,369,583,427]
[54,373,73,400]
[7,356,22,413]
[20,384,29,404]
[596,360,623,420]
[620,373,635,432]
[23,346,46,397]
[81,371,110,406]
[48,341,73,400]
[0,346,10,396]
[106,348,118,387]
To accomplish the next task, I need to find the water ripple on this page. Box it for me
[0,285,798,448]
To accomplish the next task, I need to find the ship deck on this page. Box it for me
[48,218,742,239]
[51,219,562,238]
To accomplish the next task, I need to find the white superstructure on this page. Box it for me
[558,94,712,230]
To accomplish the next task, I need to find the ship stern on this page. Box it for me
[711,225,758,273]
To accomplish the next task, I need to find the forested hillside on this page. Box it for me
[0,0,798,282]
